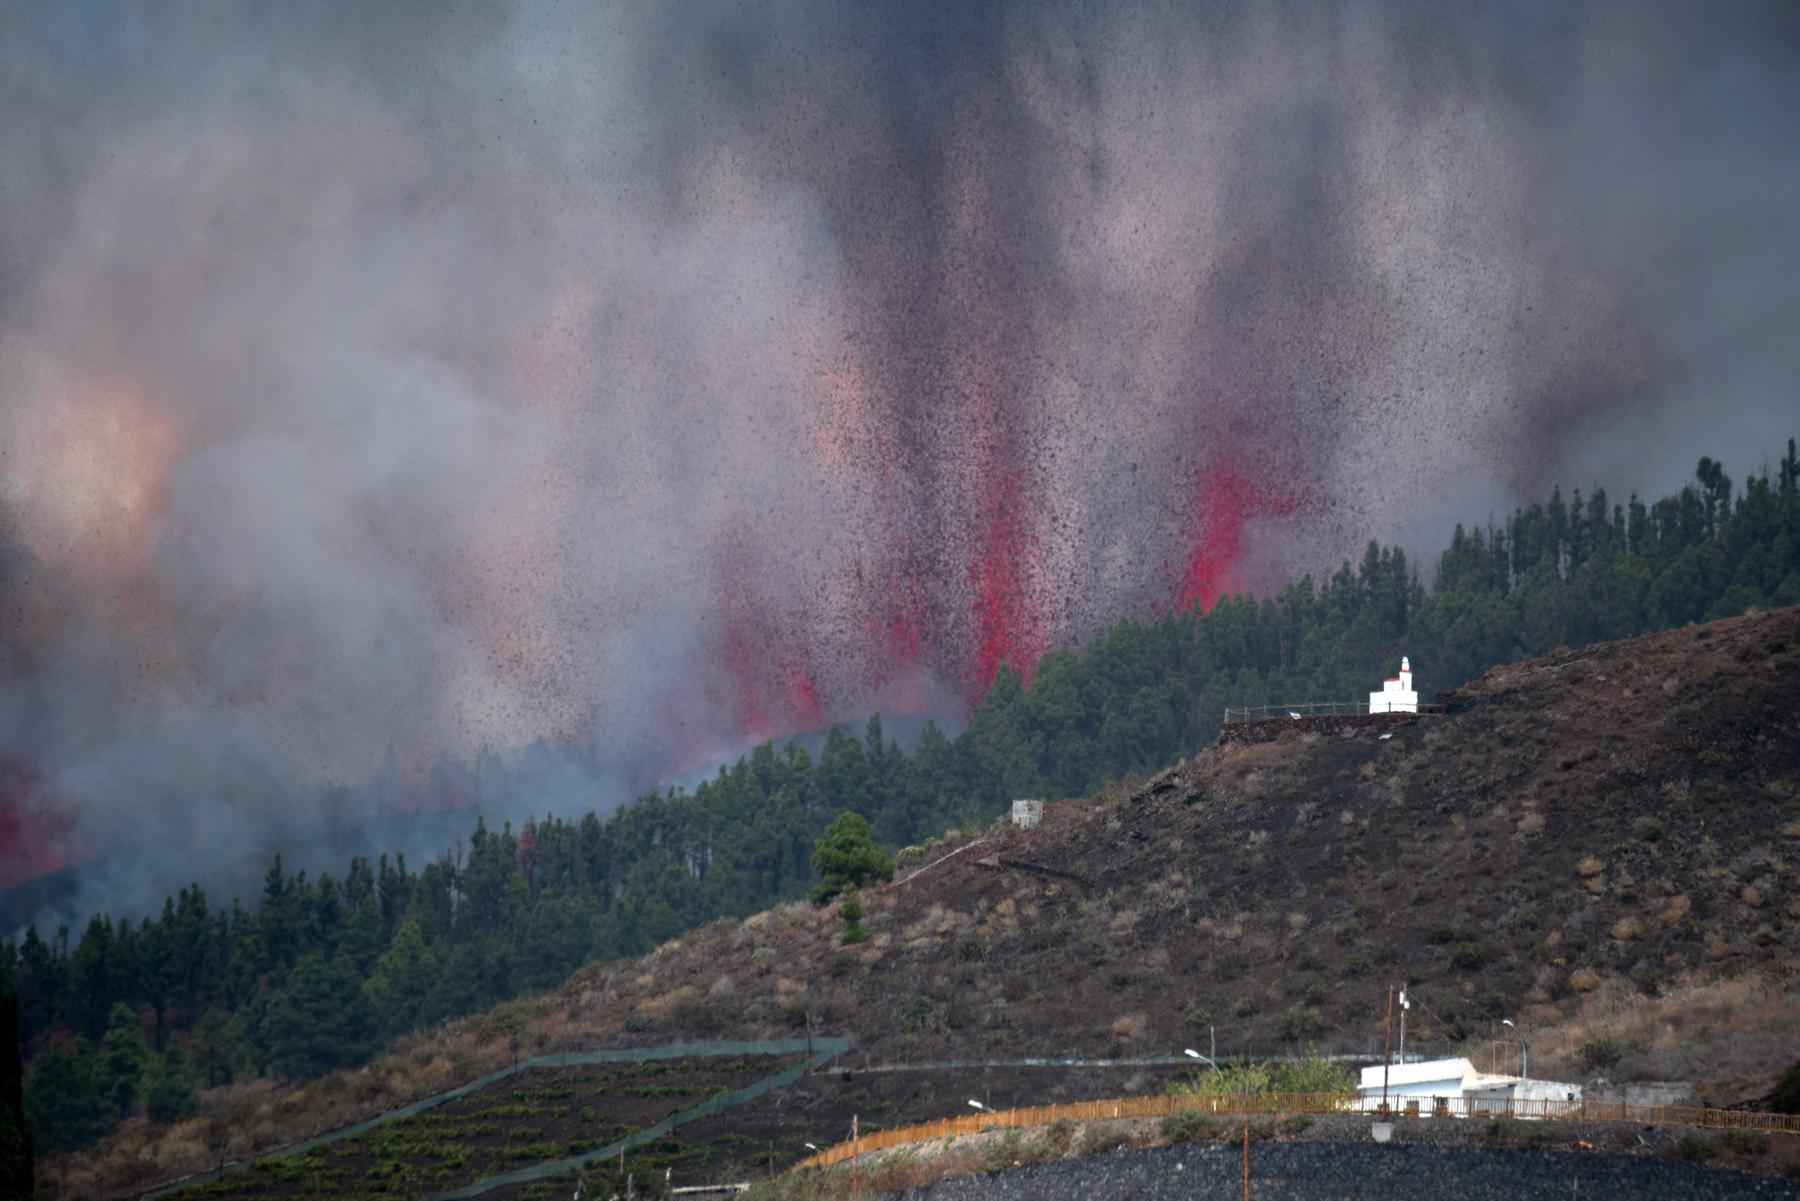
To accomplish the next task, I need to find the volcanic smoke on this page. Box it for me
[3,1,1798,912]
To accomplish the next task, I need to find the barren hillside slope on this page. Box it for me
[561,605,1800,1079]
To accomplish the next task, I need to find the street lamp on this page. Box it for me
[1184,1048,1222,1073]
[968,1099,988,1112]
[804,1143,818,1152]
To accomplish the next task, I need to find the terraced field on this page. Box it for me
[166,1055,799,1200]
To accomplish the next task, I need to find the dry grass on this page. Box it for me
[1526,972,1800,1101]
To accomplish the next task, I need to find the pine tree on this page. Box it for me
[144,1044,198,1123]
[100,1002,148,1118]
[267,952,377,1080]
[0,991,32,1200]
[364,919,440,1039]
[22,1037,112,1154]
[810,812,894,904]
[193,1005,246,1088]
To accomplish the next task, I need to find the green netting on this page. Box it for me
[143,1037,851,1201]
[424,1039,848,1201]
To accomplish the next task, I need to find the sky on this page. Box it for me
[2,0,1797,912]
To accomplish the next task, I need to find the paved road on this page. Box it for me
[887,1141,1800,1199]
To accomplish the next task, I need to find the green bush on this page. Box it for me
[1168,1055,1353,1099]
[1449,942,1489,971]
[144,1067,197,1124]
[1720,1129,1769,1157]
[1771,1059,1800,1115]
[1674,1133,1715,1162]
[1160,1111,1219,1143]
[1577,1038,1628,1074]
[839,892,868,944]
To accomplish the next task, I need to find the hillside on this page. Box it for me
[42,607,1800,1198]
[560,605,1800,1065]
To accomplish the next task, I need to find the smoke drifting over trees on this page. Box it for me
[2,3,1797,907]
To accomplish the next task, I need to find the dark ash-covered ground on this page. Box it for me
[885,1141,1800,1200]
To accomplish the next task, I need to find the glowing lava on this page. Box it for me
[971,465,1044,693]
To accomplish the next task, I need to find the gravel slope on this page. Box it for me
[887,1142,1800,1200]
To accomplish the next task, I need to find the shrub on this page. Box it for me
[1577,1038,1628,1074]
[1771,1059,1800,1115]
[1450,942,1489,971]
[1161,1111,1219,1143]
[1278,1115,1313,1136]
[1277,1005,1323,1044]
[1169,1056,1352,1099]
[1269,1056,1355,1095]
[839,892,868,945]
[1720,1129,1769,1157]
[1674,1133,1715,1162]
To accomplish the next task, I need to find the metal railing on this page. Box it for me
[1222,702,1447,723]
[795,1090,1800,1168]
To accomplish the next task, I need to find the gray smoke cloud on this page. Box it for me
[2,1,1796,923]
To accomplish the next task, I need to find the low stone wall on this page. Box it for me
[1587,1082,1697,1108]
[1217,712,1427,747]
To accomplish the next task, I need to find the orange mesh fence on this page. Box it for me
[797,1091,1800,1169]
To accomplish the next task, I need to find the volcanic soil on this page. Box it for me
[556,605,1800,1092]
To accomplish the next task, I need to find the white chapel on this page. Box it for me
[1369,657,1418,714]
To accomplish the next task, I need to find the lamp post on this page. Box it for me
[968,1099,988,1112]
[1185,1048,1222,1073]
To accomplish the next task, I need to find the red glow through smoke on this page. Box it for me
[971,465,1043,695]
[1178,464,1254,611]
[0,760,71,890]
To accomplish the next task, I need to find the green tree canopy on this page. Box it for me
[100,1002,148,1118]
[0,991,31,1199]
[266,953,377,1080]
[810,811,894,904]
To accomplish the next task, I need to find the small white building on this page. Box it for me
[1357,1057,1475,1112]
[1369,657,1419,714]
[1010,799,1043,830]
[1356,1057,1582,1118]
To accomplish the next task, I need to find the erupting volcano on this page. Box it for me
[4,0,1797,912]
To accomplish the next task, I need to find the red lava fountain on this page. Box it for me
[1178,464,1256,612]
[971,465,1044,695]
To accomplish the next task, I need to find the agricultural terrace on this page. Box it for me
[165,1055,799,1200]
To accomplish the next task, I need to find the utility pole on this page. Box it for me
[851,1114,860,1201]
[1242,1111,1250,1201]
[1381,986,1395,1115]
[1398,984,1408,1063]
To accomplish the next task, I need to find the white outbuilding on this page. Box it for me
[1369,657,1418,714]
[1357,1057,1475,1113]
[1356,1057,1582,1118]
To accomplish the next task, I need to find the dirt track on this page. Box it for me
[885,1141,1800,1200]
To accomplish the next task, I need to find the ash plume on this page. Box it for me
[2,1,1796,920]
